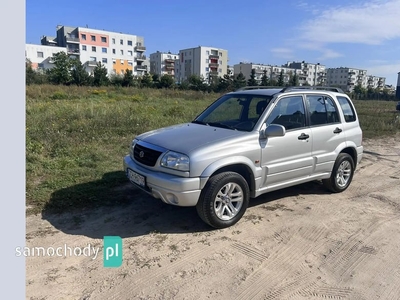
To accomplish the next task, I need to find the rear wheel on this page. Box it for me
[196,172,250,229]
[323,153,354,193]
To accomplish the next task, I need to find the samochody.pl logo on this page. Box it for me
[15,236,123,268]
[103,236,123,267]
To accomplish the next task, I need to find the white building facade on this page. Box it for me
[29,25,147,76]
[25,44,67,70]
[149,51,179,78]
[175,46,228,83]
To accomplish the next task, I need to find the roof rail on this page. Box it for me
[235,86,283,92]
[281,86,345,93]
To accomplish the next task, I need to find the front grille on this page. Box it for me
[133,143,163,167]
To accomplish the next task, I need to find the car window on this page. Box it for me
[307,95,340,126]
[266,96,305,130]
[194,94,272,131]
[337,96,357,122]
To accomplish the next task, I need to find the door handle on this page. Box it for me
[298,133,309,140]
[333,127,342,134]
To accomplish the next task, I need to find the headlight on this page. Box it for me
[160,151,190,171]
[130,139,138,159]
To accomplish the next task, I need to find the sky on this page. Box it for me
[26,0,400,86]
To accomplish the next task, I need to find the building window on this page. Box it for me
[81,34,86,40]
[101,36,107,43]
[219,60,222,64]
[120,39,123,45]
[120,50,124,55]
[112,49,116,54]
[38,63,44,69]
[102,58,108,63]
[206,59,209,63]
[206,50,210,55]
[82,45,87,51]
[112,59,116,64]
[128,40,132,46]
[102,48,107,53]
[206,67,209,71]
[128,61,133,66]
[92,46,96,52]
[219,52,222,56]
[120,59,124,64]
[37,51,43,58]
[112,38,115,44]
[89,56,96,62]
[219,68,222,73]
[128,50,133,56]
[91,35,96,41]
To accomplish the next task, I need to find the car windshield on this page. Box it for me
[192,94,273,131]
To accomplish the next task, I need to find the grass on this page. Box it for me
[26,85,400,214]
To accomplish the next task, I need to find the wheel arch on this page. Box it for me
[200,158,256,195]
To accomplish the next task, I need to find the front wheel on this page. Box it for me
[196,172,250,229]
[323,153,355,193]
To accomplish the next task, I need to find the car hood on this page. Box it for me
[136,123,245,154]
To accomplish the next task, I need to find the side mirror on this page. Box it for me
[261,124,286,138]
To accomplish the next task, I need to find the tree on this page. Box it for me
[217,69,234,92]
[70,59,91,86]
[47,52,72,85]
[247,69,258,86]
[26,59,37,85]
[261,70,269,86]
[109,73,124,86]
[141,73,153,88]
[122,69,134,87]
[151,73,160,88]
[159,74,174,89]
[277,70,285,86]
[187,75,207,91]
[290,73,299,86]
[92,62,109,86]
[233,72,246,90]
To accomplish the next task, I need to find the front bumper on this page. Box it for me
[123,155,201,206]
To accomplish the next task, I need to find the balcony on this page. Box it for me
[66,36,80,43]
[165,64,174,70]
[86,60,98,67]
[209,71,219,76]
[135,65,148,71]
[67,48,80,55]
[135,46,146,52]
[136,55,146,61]
[209,62,219,68]
[165,58,175,63]
[209,54,219,59]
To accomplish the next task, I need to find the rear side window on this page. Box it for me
[337,96,356,122]
[306,95,340,126]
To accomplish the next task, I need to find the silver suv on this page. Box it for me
[123,87,363,228]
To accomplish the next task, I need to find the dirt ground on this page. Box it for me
[26,135,400,300]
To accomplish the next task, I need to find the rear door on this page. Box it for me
[306,94,346,174]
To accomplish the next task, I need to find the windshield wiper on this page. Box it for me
[207,122,237,130]
[191,120,209,126]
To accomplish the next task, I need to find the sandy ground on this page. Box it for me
[26,135,400,300]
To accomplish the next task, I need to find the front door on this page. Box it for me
[260,95,313,188]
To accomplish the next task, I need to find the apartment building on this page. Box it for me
[283,61,327,86]
[233,63,304,85]
[234,63,272,83]
[175,46,228,83]
[149,51,179,78]
[25,44,67,70]
[34,25,147,76]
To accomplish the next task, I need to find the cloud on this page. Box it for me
[298,0,400,45]
[317,49,344,60]
[271,48,294,59]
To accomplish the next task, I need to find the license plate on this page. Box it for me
[128,169,146,188]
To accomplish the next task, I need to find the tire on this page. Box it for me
[323,153,355,193]
[196,172,250,229]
